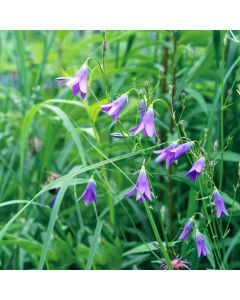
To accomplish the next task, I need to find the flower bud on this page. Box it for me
[200,147,206,155]
[103,40,108,52]
[209,160,215,168]
[145,81,149,93]
[214,140,219,150]
[178,120,185,127]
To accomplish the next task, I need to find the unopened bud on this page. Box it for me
[179,120,185,127]
[145,80,149,92]
[200,147,206,155]
[214,140,219,150]
[160,205,166,216]
[209,161,215,168]
[181,93,186,105]
[103,40,108,52]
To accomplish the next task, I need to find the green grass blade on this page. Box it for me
[38,176,72,270]
[86,219,103,270]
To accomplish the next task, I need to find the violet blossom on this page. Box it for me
[186,156,206,182]
[179,219,194,241]
[100,94,127,123]
[66,64,88,99]
[129,105,157,137]
[154,142,192,169]
[213,190,228,218]
[195,232,208,257]
[79,178,97,206]
[124,167,152,202]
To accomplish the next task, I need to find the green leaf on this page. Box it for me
[44,104,87,166]
[217,151,240,162]
[123,241,158,256]
[184,87,208,114]
[38,176,72,270]
[221,192,240,212]
[88,98,108,124]
[86,219,103,270]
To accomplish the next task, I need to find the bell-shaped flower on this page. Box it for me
[179,219,194,241]
[213,190,228,218]
[124,167,152,202]
[79,178,97,206]
[129,105,157,137]
[100,94,127,123]
[195,232,209,257]
[186,156,206,182]
[66,64,88,99]
[154,142,192,169]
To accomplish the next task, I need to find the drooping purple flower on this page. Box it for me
[66,64,88,99]
[186,156,206,182]
[195,233,208,257]
[100,94,127,123]
[154,142,192,169]
[154,143,178,167]
[79,179,97,206]
[124,168,152,202]
[129,106,157,137]
[160,257,190,270]
[179,219,194,241]
[213,190,228,218]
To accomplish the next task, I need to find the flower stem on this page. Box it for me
[142,199,173,270]
[219,31,225,190]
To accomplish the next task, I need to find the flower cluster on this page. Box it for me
[178,218,209,257]
[58,61,229,266]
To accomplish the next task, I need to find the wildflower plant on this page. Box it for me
[2,30,239,271]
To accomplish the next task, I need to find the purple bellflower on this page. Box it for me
[66,64,88,99]
[186,156,206,182]
[154,142,192,169]
[129,105,157,137]
[124,167,152,202]
[213,190,228,218]
[79,178,97,206]
[154,143,178,168]
[100,94,127,123]
[195,232,209,257]
[179,219,194,241]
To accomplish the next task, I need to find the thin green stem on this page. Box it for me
[73,177,84,230]
[219,31,225,190]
